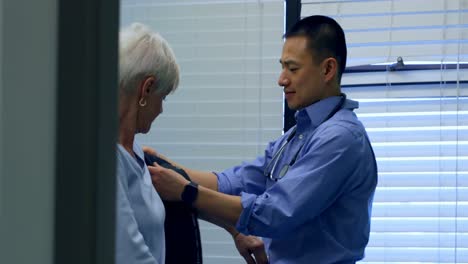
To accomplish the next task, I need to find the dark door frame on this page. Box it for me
[54,0,118,263]
[284,0,301,132]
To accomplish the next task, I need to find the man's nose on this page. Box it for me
[278,72,289,87]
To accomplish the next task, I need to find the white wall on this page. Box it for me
[0,0,57,263]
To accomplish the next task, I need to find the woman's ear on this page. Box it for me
[143,76,156,95]
[139,76,156,98]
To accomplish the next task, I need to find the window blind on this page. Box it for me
[303,0,468,66]
[341,72,467,263]
[121,1,284,263]
[302,0,468,263]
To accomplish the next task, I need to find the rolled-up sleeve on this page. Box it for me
[235,192,258,232]
[235,124,367,238]
[216,141,278,196]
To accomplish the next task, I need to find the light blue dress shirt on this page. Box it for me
[115,141,166,264]
[216,96,378,264]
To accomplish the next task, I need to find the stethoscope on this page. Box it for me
[264,93,347,181]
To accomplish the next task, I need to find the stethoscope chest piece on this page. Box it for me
[276,165,290,181]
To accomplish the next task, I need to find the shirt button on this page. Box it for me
[298,134,304,140]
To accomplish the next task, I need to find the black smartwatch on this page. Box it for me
[181,181,199,205]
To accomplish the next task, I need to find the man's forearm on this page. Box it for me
[146,149,219,190]
[185,170,218,191]
[149,160,239,225]
[153,152,218,191]
[143,147,219,190]
[194,185,243,227]
[198,212,240,237]
[199,208,268,264]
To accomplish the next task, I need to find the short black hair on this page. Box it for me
[285,15,347,84]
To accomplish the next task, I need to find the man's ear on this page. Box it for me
[139,76,156,98]
[322,58,338,83]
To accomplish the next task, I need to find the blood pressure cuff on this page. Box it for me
[144,153,203,264]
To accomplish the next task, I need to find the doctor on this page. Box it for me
[150,15,377,263]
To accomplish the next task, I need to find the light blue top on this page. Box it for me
[216,96,378,264]
[115,141,165,264]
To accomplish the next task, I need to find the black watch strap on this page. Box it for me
[181,181,199,205]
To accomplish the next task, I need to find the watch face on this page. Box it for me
[182,182,198,205]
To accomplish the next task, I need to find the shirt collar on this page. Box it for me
[294,95,359,129]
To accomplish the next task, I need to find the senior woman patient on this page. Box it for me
[115,23,179,264]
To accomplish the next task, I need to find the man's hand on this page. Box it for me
[142,146,157,156]
[149,162,189,201]
[233,232,268,264]
[143,146,172,161]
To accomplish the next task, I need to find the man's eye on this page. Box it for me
[289,68,298,72]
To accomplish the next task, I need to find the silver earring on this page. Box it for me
[139,98,147,107]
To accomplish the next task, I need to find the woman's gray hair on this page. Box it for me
[119,23,179,95]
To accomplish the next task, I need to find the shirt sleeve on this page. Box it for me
[236,124,369,238]
[115,156,159,264]
[216,140,277,196]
